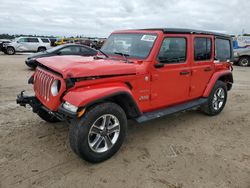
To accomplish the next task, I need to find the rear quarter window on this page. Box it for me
[215,38,231,61]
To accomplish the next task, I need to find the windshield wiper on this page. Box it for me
[114,52,130,63]
[98,50,109,58]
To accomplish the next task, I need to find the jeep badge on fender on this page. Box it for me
[17,28,233,163]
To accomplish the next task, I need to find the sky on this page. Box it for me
[0,0,249,37]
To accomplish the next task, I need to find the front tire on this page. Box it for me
[6,47,15,55]
[238,57,250,67]
[69,102,127,163]
[201,80,227,116]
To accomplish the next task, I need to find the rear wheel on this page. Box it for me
[37,109,60,123]
[37,47,46,52]
[6,47,15,55]
[201,80,227,116]
[69,102,127,163]
[238,57,250,67]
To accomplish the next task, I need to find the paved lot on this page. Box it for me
[0,53,249,188]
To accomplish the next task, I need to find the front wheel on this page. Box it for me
[201,80,227,116]
[69,102,127,163]
[6,47,15,55]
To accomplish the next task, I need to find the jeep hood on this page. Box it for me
[36,56,138,78]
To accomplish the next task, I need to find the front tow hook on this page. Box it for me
[16,90,39,111]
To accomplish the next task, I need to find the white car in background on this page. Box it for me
[3,37,51,55]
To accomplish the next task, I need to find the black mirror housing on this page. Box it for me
[154,63,165,68]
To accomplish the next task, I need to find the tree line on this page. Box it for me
[0,33,103,40]
[0,33,60,39]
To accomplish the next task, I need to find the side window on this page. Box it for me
[194,37,212,61]
[80,47,96,55]
[80,47,90,53]
[158,37,186,64]
[18,38,28,42]
[28,38,39,43]
[215,38,231,61]
[41,38,49,43]
[59,46,80,54]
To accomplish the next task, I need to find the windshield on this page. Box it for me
[101,33,157,59]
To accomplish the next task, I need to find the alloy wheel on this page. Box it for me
[88,114,120,153]
[212,88,225,111]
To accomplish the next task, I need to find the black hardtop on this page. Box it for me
[140,28,231,38]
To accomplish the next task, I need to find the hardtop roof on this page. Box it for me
[139,28,231,38]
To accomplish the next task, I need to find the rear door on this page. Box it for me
[150,34,191,109]
[189,35,214,98]
[27,38,40,51]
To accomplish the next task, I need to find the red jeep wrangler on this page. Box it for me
[17,28,233,163]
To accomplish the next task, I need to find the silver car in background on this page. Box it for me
[2,37,51,55]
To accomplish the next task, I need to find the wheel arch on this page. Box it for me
[203,70,233,97]
[238,55,250,59]
[6,45,15,50]
[218,73,233,90]
[37,46,47,51]
[85,92,142,119]
[62,83,142,119]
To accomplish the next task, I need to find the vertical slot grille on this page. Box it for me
[34,69,54,101]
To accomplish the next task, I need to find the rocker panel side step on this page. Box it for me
[135,98,207,123]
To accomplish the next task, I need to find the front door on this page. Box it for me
[189,35,214,98]
[16,37,29,51]
[150,34,191,109]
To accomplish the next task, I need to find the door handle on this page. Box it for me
[180,71,190,75]
[204,67,212,72]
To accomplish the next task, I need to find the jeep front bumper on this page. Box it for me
[16,91,77,120]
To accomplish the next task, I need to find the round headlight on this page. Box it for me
[51,79,61,96]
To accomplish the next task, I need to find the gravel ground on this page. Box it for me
[0,53,249,188]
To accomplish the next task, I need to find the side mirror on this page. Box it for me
[56,51,62,55]
[154,63,165,68]
[16,41,19,43]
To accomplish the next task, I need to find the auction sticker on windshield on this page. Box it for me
[141,35,157,42]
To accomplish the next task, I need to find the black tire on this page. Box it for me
[6,46,15,55]
[37,109,60,123]
[238,56,250,67]
[201,80,227,116]
[37,47,46,52]
[69,102,127,163]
